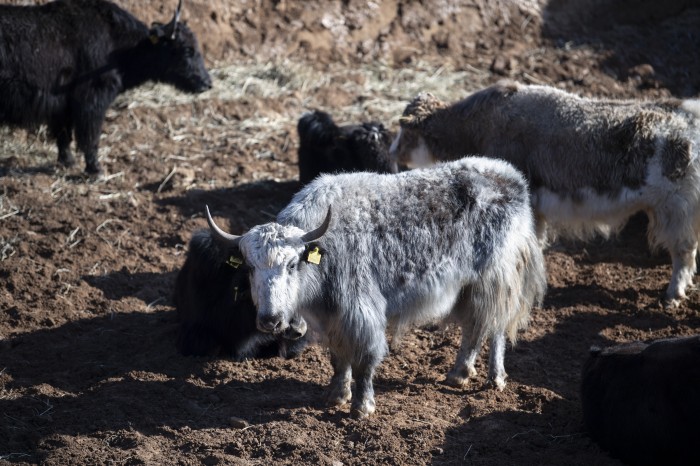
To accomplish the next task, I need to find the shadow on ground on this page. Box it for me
[542,0,700,96]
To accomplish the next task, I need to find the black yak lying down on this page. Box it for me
[581,335,700,466]
[297,110,397,184]
[173,230,309,360]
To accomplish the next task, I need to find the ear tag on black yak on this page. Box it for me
[226,256,243,269]
[306,246,322,265]
[149,34,159,45]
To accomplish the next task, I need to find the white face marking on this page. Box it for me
[407,136,435,168]
[681,99,700,117]
[239,223,306,333]
[388,127,402,158]
[390,129,435,169]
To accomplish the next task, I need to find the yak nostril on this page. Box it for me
[284,324,306,340]
[258,315,284,333]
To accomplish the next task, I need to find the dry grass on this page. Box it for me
[112,58,492,135]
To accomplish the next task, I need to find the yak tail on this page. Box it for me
[507,231,547,343]
[470,223,547,346]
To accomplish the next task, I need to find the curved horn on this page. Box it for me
[301,206,332,243]
[165,0,183,39]
[205,205,242,249]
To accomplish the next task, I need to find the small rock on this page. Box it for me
[229,416,249,429]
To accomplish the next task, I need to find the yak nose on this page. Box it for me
[284,318,307,340]
[257,314,285,334]
[196,79,212,92]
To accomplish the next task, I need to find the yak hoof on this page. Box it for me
[445,366,477,388]
[445,373,469,388]
[58,156,76,167]
[351,399,375,419]
[488,376,507,391]
[323,383,352,407]
[85,166,102,176]
[663,284,692,309]
[662,296,681,309]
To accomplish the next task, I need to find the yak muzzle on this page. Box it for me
[283,316,308,340]
[192,76,213,93]
[257,313,287,334]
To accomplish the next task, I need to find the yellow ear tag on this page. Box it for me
[306,246,322,265]
[149,34,159,45]
[226,256,243,269]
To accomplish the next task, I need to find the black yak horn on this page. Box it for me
[301,206,332,243]
[205,205,242,249]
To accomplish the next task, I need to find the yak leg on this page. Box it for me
[350,355,381,419]
[50,120,74,167]
[74,109,106,174]
[487,331,507,390]
[652,206,698,307]
[446,327,485,388]
[351,308,387,418]
[446,291,483,387]
[666,242,697,307]
[74,78,120,174]
[323,353,352,407]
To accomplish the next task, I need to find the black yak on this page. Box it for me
[174,230,309,360]
[581,336,700,466]
[297,110,397,184]
[0,0,212,174]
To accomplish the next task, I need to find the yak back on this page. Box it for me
[422,81,696,196]
[279,158,529,303]
[0,0,147,125]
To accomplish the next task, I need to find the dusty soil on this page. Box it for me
[2,1,699,464]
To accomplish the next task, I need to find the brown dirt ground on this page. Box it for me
[2,1,700,464]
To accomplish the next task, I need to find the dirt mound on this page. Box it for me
[139,0,699,98]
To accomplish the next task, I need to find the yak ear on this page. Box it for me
[148,22,165,44]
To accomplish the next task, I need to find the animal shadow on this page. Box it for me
[0,309,320,461]
[158,179,302,231]
[541,0,700,97]
[84,269,177,305]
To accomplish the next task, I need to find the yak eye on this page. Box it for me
[288,262,297,271]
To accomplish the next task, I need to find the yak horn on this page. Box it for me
[301,206,332,243]
[165,0,183,39]
[205,205,241,249]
